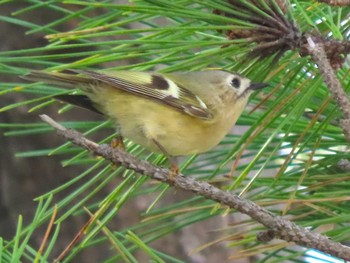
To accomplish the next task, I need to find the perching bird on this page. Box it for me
[23,69,268,168]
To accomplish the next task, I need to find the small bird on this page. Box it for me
[23,69,268,171]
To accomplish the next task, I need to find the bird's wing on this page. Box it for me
[55,94,103,114]
[78,70,213,120]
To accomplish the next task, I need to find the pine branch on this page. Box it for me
[40,114,350,262]
[318,0,350,6]
[306,35,350,141]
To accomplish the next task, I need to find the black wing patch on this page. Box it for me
[148,75,169,90]
[54,94,102,114]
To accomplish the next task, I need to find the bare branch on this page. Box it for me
[318,0,350,6]
[40,114,350,261]
[305,36,350,141]
[338,159,350,172]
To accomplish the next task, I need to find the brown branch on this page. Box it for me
[338,159,350,172]
[40,114,350,261]
[305,35,350,141]
[36,205,58,261]
[318,0,350,6]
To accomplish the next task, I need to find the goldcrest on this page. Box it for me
[23,70,268,158]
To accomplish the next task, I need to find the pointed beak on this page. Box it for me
[249,82,269,90]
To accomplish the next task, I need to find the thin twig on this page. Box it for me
[40,114,350,261]
[34,205,58,263]
[306,35,350,141]
[318,0,350,6]
[54,213,96,263]
[338,159,350,172]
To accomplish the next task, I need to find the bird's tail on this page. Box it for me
[21,70,92,89]
[21,70,103,114]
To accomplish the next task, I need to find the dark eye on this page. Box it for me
[230,77,241,89]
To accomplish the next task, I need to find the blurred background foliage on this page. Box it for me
[0,0,349,262]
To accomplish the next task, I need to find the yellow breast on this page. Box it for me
[90,87,247,156]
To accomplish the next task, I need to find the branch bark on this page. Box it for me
[318,0,350,6]
[40,114,350,261]
[306,35,350,141]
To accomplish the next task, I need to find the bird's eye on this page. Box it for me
[230,77,241,89]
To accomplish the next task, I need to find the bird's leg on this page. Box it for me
[152,139,179,179]
[111,135,125,150]
[110,126,125,149]
[110,135,125,170]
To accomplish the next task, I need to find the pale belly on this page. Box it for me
[120,115,230,156]
[120,110,226,156]
[91,88,241,156]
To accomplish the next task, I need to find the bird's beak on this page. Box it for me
[249,82,269,90]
